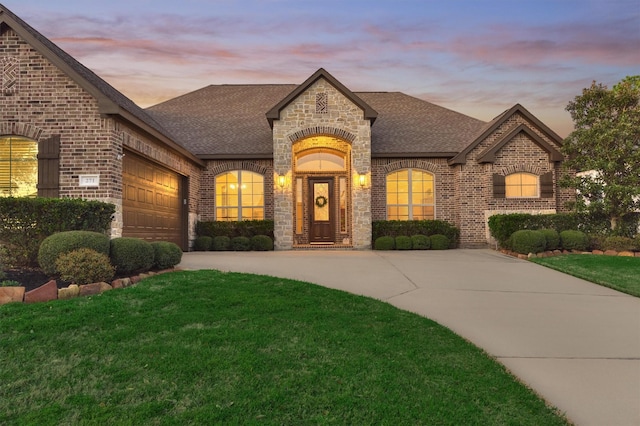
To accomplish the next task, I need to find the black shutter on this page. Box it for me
[540,171,554,198]
[37,135,60,198]
[493,174,505,198]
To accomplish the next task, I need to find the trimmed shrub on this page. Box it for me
[430,234,450,250]
[110,237,154,275]
[539,229,560,251]
[602,236,635,252]
[212,236,231,251]
[251,235,274,251]
[231,236,251,251]
[196,220,274,239]
[411,235,431,250]
[372,220,459,247]
[560,230,589,251]
[511,230,546,254]
[38,231,110,276]
[151,241,183,270]
[374,236,395,250]
[193,236,212,251]
[395,236,412,250]
[587,234,606,251]
[55,248,115,285]
[635,234,640,251]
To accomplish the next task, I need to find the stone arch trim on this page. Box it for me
[210,161,269,177]
[495,164,545,176]
[381,159,439,174]
[0,122,44,141]
[288,126,356,144]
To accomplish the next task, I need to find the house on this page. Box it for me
[0,4,574,250]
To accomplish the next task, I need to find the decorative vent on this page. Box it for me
[316,92,328,114]
[1,57,19,95]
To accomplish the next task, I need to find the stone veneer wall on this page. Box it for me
[272,78,372,249]
[1,28,201,242]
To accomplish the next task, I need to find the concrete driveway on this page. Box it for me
[179,249,640,426]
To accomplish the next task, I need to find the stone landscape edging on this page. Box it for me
[0,268,180,306]
[499,248,640,260]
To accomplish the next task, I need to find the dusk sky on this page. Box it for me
[4,0,639,137]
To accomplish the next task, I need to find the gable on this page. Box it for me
[477,124,563,163]
[449,104,563,165]
[0,4,203,166]
[266,68,377,128]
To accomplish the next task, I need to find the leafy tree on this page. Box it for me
[561,76,640,231]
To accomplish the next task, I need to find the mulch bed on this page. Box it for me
[3,268,71,292]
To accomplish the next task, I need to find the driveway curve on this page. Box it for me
[179,249,640,426]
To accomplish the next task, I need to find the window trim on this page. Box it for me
[504,172,540,199]
[385,168,435,221]
[214,170,265,221]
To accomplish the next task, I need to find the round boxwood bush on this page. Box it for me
[212,236,231,251]
[151,241,183,270]
[510,230,546,254]
[251,235,274,251]
[539,229,560,251]
[430,234,450,250]
[193,236,212,251]
[55,248,115,285]
[411,234,431,250]
[110,237,154,275]
[38,230,110,275]
[231,236,251,251]
[395,236,412,250]
[560,230,589,251]
[602,236,635,252]
[374,236,395,250]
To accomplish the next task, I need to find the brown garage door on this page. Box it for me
[122,152,185,249]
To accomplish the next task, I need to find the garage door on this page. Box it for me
[122,152,185,249]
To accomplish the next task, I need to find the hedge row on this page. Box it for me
[374,234,451,250]
[0,197,115,267]
[489,212,640,248]
[196,220,274,239]
[37,232,182,284]
[372,220,459,248]
[509,229,613,254]
[193,235,274,251]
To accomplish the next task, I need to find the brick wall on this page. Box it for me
[1,27,201,240]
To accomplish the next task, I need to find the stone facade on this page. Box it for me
[271,79,373,249]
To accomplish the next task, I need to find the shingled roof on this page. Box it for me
[0,4,202,166]
[147,85,487,159]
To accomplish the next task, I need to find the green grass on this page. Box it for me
[1,270,567,425]
[531,254,640,297]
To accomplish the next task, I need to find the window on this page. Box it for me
[295,148,345,172]
[386,169,434,220]
[215,171,264,221]
[0,136,38,197]
[505,172,538,198]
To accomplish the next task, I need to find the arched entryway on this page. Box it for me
[292,136,352,247]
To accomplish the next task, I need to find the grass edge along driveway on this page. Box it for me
[531,254,640,297]
[1,270,568,425]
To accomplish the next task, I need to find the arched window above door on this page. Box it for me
[295,148,346,172]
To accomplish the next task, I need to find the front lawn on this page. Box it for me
[1,270,567,425]
[531,254,640,297]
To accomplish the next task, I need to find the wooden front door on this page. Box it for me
[309,178,334,243]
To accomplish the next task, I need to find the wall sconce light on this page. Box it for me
[278,175,286,189]
[359,174,366,187]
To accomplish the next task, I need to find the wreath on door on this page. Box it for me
[315,195,328,208]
